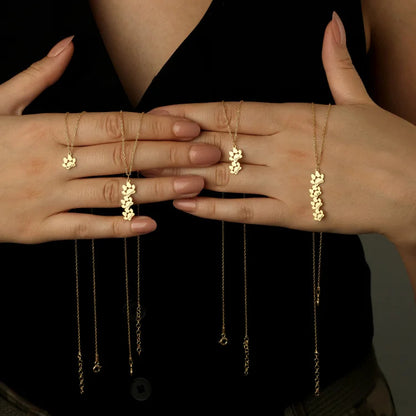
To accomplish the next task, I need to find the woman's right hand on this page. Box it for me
[0,36,220,244]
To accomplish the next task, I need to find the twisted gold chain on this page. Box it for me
[220,101,250,375]
[119,112,144,375]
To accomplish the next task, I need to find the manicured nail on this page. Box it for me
[131,218,157,234]
[173,199,197,212]
[47,35,74,57]
[147,108,170,116]
[173,176,204,194]
[332,11,346,46]
[173,120,201,138]
[189,144,221,165]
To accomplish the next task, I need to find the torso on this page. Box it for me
[89,0,213,106]
[90,0,372,107]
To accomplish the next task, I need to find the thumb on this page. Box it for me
[0,36,74,115]
[322,12,373,105]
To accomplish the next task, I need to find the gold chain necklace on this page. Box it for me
[310,102,331,397]
[119,111,144,375]
[63,112,85,169]
[219,101,250,375]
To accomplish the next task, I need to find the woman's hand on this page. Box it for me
[145,14,416,250]
[0,37,221,244]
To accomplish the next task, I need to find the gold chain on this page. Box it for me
[120,111,144,221]
[222,101,244,175]
[74,240,85,395]
[70,112,86,394]
[242,221,249,376]
[310,103,331,396]
[135,203,142,356]
[219,194,228,346]
[220,101,250,375]
[63,112,85,169]
[309,103,331,221]
[91,236,102,374]
[119,111,144,375]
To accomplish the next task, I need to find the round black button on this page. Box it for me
[130,377,152,401]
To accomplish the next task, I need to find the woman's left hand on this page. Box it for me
[144,14,416,250]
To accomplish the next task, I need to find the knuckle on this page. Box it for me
[102,179,121,204]
[148,118,166,138]
[103,112,123,140]
[207,199,218,217]
[112,219,125,238]
[237,204,254,223]
[151,179,165,199]
[215,164,230,187]
[214,102,229,130]
[112,141,126,170]
[73,222,90,239]
[169,145,179,165]
[338,56,355,71]
[209,131,225,150]
[23,62,44,80]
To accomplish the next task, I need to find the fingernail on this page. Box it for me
[131,218,157,234]
[332,11,346,46]
[147,108,170,116]
[189,144,221,165]
[173,176,204,194]
[47,35,74,57]
[173,199,197,212]
[173,120,200,138]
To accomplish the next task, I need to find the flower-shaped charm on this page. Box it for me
[309,170,325,221]
[229,145,243,175]
[121,180,136,221]
[62,153,77,170]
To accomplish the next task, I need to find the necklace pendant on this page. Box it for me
[121,179,136,221]
[229,145,243,175]
[309,170,325,221]
[62,153,76,170]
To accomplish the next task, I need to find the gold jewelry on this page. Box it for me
[119,112,144,375]
[219,101,250,375]
[74,240,85,395]
[222,101,244,175]
[135,209,143,357]
[312,231,323,397]
[120,111,144,221]
[63,112,85,169]
[310,102,331,397]
[91,236,102,374]
[309,103,331,221]
[242,219,250,376]
[218,201,228,346]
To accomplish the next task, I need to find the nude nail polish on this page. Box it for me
[47,35,74,57]
[332,11,346,46]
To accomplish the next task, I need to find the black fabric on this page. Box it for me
[0,1,373,414]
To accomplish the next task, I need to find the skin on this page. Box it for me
[0,36,221,243]
[1,1,416,297]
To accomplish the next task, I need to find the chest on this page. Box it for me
[89,0,213,106]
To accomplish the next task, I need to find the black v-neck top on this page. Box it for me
[0,1,373,414]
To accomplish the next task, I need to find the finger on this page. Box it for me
[149,101,295,136]
[43,212,157,241]
[192,131,272,166]
[64,175,205,208]
[68,111,201,146]
[143,163,271,195]
[321,12,373,105]
[71,142,221,177]
[0,36,74,115]
[173,196,285,225]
